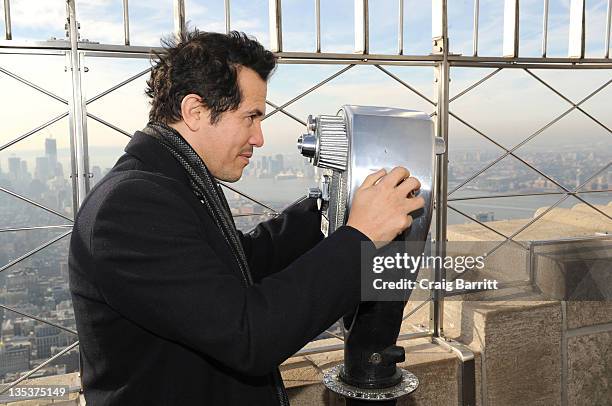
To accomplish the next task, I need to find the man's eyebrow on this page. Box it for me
[247,108,265,117]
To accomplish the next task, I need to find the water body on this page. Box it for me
[231,177,611,225]
[448,190,611,225]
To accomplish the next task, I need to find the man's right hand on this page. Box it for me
[346,167,425,247]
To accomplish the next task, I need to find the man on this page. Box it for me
[69,30,424,405]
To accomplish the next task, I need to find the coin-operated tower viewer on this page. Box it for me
[297,105,445,405]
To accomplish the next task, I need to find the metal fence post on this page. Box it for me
[268,0,282,52]
[122,0,130,46]
[354,0,369,54]
[3,0,11,40]
[174,0,186,39]
[66,0,91,209]
[430,0,449,339]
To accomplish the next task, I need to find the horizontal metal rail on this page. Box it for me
[448,189,612,202]
[529,233,611,247]
[232,213,275,218]
[2,41,610,68]
[4,39,612,63]
[0,225,73,233]
[449,61,612,69]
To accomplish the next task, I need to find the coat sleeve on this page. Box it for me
[91,176,371,376]
[238,197,324,282]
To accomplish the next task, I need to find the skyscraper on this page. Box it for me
[8,157,20,181]
[20,161,28,180]
[45,138,58,176]
[35,156,50,182]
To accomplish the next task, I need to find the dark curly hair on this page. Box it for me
[145,30,277,125]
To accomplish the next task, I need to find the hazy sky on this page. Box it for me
[0,0,610,171]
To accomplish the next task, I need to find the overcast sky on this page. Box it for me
[0,0,610,171]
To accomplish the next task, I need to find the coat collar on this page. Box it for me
[124,130,191,186]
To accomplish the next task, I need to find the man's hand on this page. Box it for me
[346,167,424,247]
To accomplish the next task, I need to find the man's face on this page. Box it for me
[191,67,267,182]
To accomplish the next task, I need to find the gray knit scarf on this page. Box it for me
[143,121,253,287]
[142,122,289,405]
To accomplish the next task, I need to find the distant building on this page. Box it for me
[34,325,63,359]
[8,157,21,181]
[45,138,58,173]
[273,154,284,174]
[475,211,495,223]
[60,261,69,281]
[35,156,51,182]
[91,165,102,186]
[0,343,31,377]
[49,345,79,373]
[20,161,28,180]
[6,268,38,292]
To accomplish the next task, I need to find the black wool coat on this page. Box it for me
[68,131,370,405]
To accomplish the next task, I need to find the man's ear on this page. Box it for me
[180,94,208,131]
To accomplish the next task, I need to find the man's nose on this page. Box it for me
[250,122,264,148]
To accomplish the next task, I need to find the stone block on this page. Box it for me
[477,301,562,405]
[566,301,612,329]
[532,238,612,301]
[567,331,612,406]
